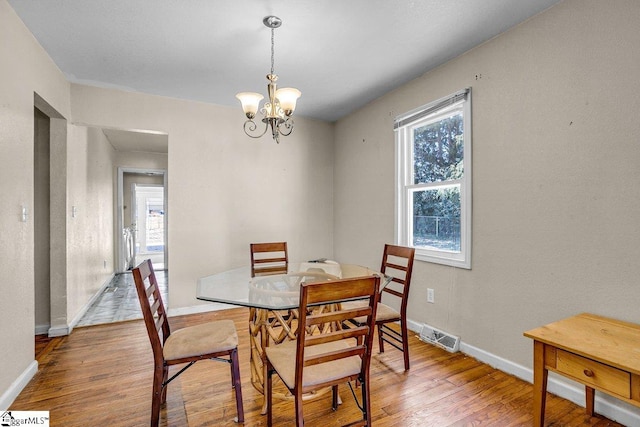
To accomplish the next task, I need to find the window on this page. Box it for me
[394,88,471,269]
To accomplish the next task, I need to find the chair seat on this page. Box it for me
[163,319,238,361]
[342,301,400,324]
[265,340,361,390]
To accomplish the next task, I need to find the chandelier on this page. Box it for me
[236,16,301,144]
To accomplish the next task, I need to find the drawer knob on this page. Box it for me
[583,369,594,377]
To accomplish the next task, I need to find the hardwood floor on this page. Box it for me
[34,334,56,362]
[19,308,624,426]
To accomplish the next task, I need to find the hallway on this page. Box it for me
[76,270,168,327]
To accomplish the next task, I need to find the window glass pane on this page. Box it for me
[413,112,464,184]
[411,186,461,252]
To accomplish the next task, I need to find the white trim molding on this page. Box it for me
[0,361,38,411]
[395,88,472,269]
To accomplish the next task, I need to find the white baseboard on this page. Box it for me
[0,361,38,411]
[47,325,70,337]
[34,324,49,335]
[62,273,117,336]
[408,318,640,426]
[36,273,116,337]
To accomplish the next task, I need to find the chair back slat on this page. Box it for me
[145,283,155,298]
[385,262,408,273]
[252,265,287,276]
[304,346,365,367]
[154,315,165,335]
[250,242,288,277]
[305,307,372,327]
[305,326,369,347]
[390,276,407,286]
[384,288,404,299]
[253,257,287,264]
[150,298,161,315]
[304,278,378,305]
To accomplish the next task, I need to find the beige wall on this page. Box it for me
[115,150,168,171]
[0,0,70,406]
[70,84,335,310]
[335,0,640,387]
[65,126,116,325]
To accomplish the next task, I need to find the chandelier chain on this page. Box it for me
[270,28,275,75]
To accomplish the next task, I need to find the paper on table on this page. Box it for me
[299,260,342,277]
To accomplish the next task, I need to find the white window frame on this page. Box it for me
[394,88,472,269]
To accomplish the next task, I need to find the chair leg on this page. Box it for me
[360,377,372,426]
[266,365,273,427]
[151,364,164,427]
[332,385,339,410]
[400,319,410,371]
[160,365,169,403]
[294,390,304,427]
[377,323,385,353]
[230,348,244,423]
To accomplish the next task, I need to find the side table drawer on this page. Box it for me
[555,349,630,398]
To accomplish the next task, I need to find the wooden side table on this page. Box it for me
[524,313,640,426]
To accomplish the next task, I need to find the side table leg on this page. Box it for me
[585,386,595,416]
[532,341,548,427]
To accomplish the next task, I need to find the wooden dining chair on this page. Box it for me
[344,244,415,371]
[132,259,244,426]
[265,275,381,427]
[376,244,415,371]
[250,241,288,277]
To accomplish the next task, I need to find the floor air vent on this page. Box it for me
[419,324,460,353]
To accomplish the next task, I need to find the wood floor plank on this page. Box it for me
[16,308,626,426]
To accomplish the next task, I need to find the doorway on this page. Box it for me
[132,183,165,269]
[33,93,68,342]
[118,168,168,273]
[33,107,51,336]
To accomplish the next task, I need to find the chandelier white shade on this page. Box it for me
[236,16,301,144]
[274,87,302,114]
[236,92,264,119]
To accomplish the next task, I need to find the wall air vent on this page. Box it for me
[419,323,460,353]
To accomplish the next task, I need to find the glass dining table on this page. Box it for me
[196,262,390,413]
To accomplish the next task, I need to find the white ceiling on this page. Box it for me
[9,0,562,122]
[10,0,560,152]
[102,128,168,153]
